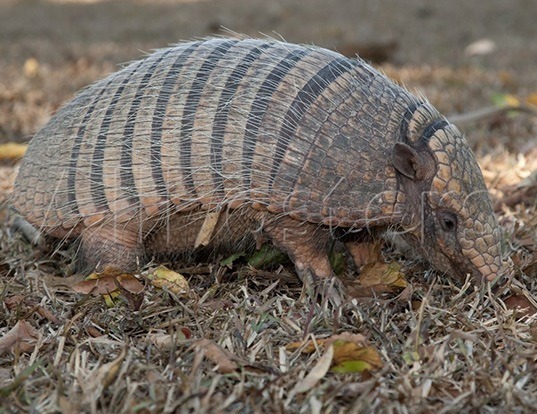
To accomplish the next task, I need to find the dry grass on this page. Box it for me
[1,198,536,413]
[1,0,537,412]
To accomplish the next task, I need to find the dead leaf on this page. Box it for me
[85,326,104,338]
[23,58,40,78]
[347,262,407,297]
[4,295,25,311]
[4,295,61,324]
[0,320,40,356]
[464,39,496,56]
[287,333,383,374]
[359,262,407,288]
[180,327,192,339]
[287,332,366,353]
[292,345,334,394]
[504,295,537,317]
[331,341,383,373]
[0,143,27,160]
[194,339,238,374]
[396,285,413,302]
[146,330,190,351]
[73,270,144,308]
[35,305,61,324]
[147,266,189,296]
[73,275,118,295]
[73,270,143,295]
[412,300,424,311]
[194,210,220,248]
[499,170,537,208]
[116,273,144,294]
[526,93,537,107]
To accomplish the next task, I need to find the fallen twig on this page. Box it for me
[449,105,537,126]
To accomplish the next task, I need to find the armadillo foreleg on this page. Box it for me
[263,217,332,279]
[262,216,342,305]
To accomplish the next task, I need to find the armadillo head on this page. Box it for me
[392,103,503,282]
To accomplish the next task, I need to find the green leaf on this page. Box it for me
[402,350,420,365]
[0,360,41,397]
[331,360,372,373]
[247,246,288,269]
[329,251,346,276]
[491,93,520,108]
[220,252,246,269]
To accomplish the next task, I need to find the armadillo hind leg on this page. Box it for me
[77,223,144,273]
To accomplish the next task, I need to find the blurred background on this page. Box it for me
[0,0,535,151]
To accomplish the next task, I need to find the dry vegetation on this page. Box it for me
[1,0,536,412]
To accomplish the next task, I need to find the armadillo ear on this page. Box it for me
[393,142,425,181]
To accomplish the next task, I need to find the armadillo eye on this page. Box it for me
[438,211,457,232]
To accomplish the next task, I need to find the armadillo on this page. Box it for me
[11,38,503,284]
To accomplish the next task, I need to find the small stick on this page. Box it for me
[449,105,537,126]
